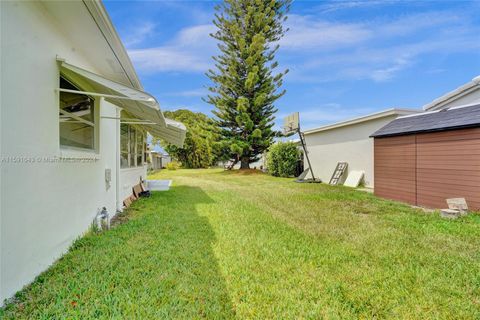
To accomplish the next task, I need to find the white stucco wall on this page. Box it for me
[0,2,136,302]
[431,88,480,110]
[120,166,147,203]
[304,115,399,187]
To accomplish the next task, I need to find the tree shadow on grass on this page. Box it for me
[3,186,236,319]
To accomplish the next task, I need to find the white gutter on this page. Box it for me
[57,88,156,103]
[303,108,420,135]
[422,75,480,111]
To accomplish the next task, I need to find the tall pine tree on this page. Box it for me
[206,0,291,169]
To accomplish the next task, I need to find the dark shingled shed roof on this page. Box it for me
[370,103,480,138]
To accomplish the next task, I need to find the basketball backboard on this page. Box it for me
[283,112,299,134]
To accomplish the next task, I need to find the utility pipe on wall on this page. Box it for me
[115,108,121,212]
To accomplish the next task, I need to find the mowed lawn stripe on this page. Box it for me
[2,169,479,319]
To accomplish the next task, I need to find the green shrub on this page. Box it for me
[267,142,300,177]
[166,161,181,170]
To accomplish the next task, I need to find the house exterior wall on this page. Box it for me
[148,153,163,171]
[303,115,399,187]
[162,155,172,167]
[0,1,137,302]
[426,87,480,111]
[120,166,147,202]
[374,128,480,210]
[442,89,480,109]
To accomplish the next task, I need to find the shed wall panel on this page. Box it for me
[416,128,480,210]
[374,128,480,210]
[374,135,416,205]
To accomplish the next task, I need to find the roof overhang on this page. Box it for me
[303,108,421,135]
[422,75,480,111]
[41,1,140,89]
[371,103,480,138]
[81,0,143,90]
[59,60,186,146]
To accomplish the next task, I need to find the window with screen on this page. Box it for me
[120,123,145,168]
[120,123,129,168]
[59,76,96,150]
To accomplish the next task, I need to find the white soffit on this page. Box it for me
[60,61,186,146]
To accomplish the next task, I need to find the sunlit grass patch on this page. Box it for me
[3,169,480,319]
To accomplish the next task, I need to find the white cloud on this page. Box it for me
[377,11,463,37]
[129,47,211,72]
[123,22,156,48]
[125,5,479,82]
[281,9,480,83]
[370,57,411,82]
[281,14,371,50]
[164,88,208,97]
[175,24,216,47]
[279,104,380,130]
[316,0,401,14]
[128,24,217,73]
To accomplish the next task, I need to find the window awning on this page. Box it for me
[59,61,186,147]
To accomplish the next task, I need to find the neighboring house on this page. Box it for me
[1,1,186,303]
[161,154,172,167]
[149,151,163,171]
[303,109,419,187]
[423,75,480,111]
[371,103,480,210]
[148,151,171,170]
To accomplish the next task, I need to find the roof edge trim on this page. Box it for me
[422,76,480,111]
[82,0,143,90]
[303,108,420,135]
[371,123,480,138]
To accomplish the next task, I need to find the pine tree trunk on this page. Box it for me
[240,157,250,169]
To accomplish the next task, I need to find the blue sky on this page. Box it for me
[104,0,480,130]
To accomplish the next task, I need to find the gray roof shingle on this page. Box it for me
[370,103,480,137]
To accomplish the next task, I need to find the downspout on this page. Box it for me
[116,108,121,212]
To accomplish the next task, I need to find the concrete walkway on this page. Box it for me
[147,179,172,191]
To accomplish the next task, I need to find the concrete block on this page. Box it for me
[440,209,461,219]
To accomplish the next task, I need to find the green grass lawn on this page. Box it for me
[3,169,480,319]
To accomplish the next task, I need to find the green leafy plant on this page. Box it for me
[267,141,300,177]
[155,109,222,168]
[166,161,181,170]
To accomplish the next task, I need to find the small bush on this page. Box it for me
[166,161,181,170]
[267,142,300,177]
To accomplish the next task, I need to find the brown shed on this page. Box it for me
[371,104,480,210]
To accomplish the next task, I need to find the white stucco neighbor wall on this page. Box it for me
[304,115,400,187]
[423,77,480,111]
[0,2,133,302]
[120,166,147,203]
[432,89,480,110]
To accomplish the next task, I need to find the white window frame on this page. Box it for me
[120,122,146,169]
[58,74,100,155]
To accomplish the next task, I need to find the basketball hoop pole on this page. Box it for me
[297,125,316,181]
[283,112,317,182]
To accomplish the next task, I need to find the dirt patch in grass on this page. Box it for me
[223,168,265,175]
[110,207,137,227]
